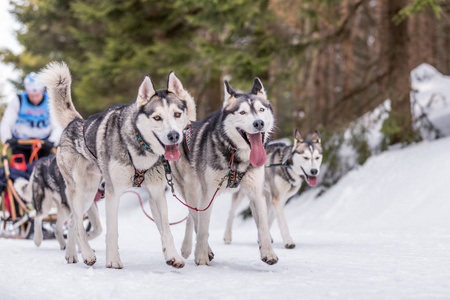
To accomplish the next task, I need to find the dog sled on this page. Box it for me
[0,139,93,240]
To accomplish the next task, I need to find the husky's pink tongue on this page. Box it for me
[308,176,318,186]
[248,132,266,167]
[164,144,180,161]
[94,189,104,202]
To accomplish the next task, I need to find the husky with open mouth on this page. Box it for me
[39,62,195,269]
[224,130,323,248]
[170,78,278,265]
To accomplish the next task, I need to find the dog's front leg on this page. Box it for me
[147,184,185,268]
[272,195,295,249]
[243,169,278,265]
[194,189,215,266]
[248,193,278,265]
[105,191,122,269]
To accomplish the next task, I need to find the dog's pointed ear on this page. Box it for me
[250,77,267,99]
[167,71,184,98]
[292,128,304,150]
[167,71,196,122]
[137,75,156,107]
[311,130,321,143]
[223,80,236,107]
[294,128,304,143]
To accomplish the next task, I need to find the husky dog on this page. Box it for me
[224,130,323,248]
[171,78,278,265]
[14,155,102,249]
[38,62,195,269]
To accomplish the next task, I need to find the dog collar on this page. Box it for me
[135,131,154,154]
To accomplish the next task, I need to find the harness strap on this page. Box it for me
[227,169,246,188]
[266,163,292,169]
[123,190,187,225]
[265,146,298,185]
[132,168,148,187]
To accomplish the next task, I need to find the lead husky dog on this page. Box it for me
[14,155,102,250]
[171,78,278,265]
[39,62,195,269]
[224,130,322,248]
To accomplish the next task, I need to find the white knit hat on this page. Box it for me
[24,72,45,93]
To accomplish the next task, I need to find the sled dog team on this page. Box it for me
[16,61,323,268]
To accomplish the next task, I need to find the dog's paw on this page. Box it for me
[194,250,211,266]
[195,256,210,266]
[223,236,231,244]
[261,248,278,265]
[166,257,185,269]
[181,243,192,259]
[208,250,215,262]
[261,254,278,265]
[60,244,66,250]
[66,254,78,264]
[106,259,123,269]
[83,256,96,266]
[34,237,42,247]
[223,230,232,244]
[285,243,296,249]
[81,248,97,266]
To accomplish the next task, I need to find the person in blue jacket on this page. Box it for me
[0,72,62,162]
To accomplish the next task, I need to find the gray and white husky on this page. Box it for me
[14,155,102,249]
[224,130,323,248]
[38,62,195,269]
[171,78,278,265]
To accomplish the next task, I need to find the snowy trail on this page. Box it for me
[1,222,449,299]
[1,137,450,300]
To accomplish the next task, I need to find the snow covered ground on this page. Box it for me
[1,134,449,300]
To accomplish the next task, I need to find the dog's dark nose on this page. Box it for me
[253,120,264,130]
[310,169,318,176]
[167,131,180,143]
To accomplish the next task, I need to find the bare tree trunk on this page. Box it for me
[385,0,414,144]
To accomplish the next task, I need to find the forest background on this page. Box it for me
[1,0,449,189]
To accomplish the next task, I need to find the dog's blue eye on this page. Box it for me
[260,108,265,112]
[240,111,246,115]
[174,112,181,118]
[153,116,162,121]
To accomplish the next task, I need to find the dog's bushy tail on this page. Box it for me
[14,177,32,203]
[38,61,83,128]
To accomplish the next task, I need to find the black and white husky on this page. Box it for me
[224,130,323,248]
[171,78,278,265]
[14,155,102,249]
[38,62,195,269]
